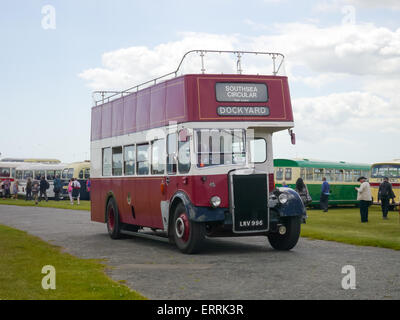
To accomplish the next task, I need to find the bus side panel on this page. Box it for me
[90,178,106,223]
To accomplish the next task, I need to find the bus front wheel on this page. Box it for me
[106,197,122,239]
[267,216,301,251]
[172,203,205,254]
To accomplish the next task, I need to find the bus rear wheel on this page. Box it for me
[267,216,301,251]
[172,203,205,254]
[106,197,122,239]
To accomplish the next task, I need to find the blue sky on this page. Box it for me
[1,0,400,164]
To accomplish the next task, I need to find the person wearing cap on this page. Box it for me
[378,177,395,220]
[355,176,372,223]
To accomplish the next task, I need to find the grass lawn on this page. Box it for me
[0,198,90,211]
[301,205,400,250]
[0,224,146,300]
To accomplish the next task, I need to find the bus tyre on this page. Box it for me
[267,216,301,251]
[106,197,122,239]
[172,203,205,254]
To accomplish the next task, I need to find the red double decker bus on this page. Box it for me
[90,50,306,253]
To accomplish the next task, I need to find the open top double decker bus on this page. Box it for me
[370,160,400,208]
[90,50,306,253]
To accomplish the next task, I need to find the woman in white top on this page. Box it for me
[355,176,372,223]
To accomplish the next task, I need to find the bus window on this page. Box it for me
[16,170,23,180]
[167,133,177,174]
[285,168,292,181]
[276,168,283,180]
[112,147,123,176]
[124,145,135,176]
[11,168,16,178]
[84,168,90,179]
[306,168,313,181]
[344,170,352,182]
[196,129,245,167]
[24,170,33,180]
[47,170,56,180]
[353,170,361,182]
[62,168,68,179]
[137,144,150,175]
[35,170,45,180]
[102,148,112,176]
[300,168,305,180]
[335,169,344,182]
[79,170,84,179]
[0,168,10,177]
[178,135,191,174]
[152,139,166,175]
[325,169,334,182]
[67,168,74,179]
[250,138,267,163]
[55,170,62,178]
[314,168,324,181]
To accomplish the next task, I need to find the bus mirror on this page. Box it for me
[289,129,296,145]
[179,129,190,142]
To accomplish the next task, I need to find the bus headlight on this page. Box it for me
[278,193,288,204]
[210,196,221,208]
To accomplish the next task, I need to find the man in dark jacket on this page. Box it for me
[53,175,62,201]
[378,177,395,219]
[39,176,49,202]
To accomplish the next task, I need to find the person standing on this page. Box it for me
[355,176,372,223]
[39,176,49,202]
[32,180,40,205]
[53,175,62,201]
[3,178,11,199]
[68,179,73,204]
[72,178,81,205]
[295,177,311,207]
[378,177,395,220]
[12,180,19,199]
[26,177,32,200]
[320,177,330,212]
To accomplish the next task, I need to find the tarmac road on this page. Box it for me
[0,205,399,300]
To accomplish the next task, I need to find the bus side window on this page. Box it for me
[306,168,313,181]
[345,170,352,182]
[152,139,166,175]
[178,131,191,174]
[285,168,292,181]
[300,168,305,180]
[16,170,23,180]
[167,133,177,174]
[112,147,123,176]
[11,168,16,178]
[124,145,135,175]
[84,168,90,179]
[102,148,112,176]
[137,144,150,175]
[79,170,84,179]
[276,168,283,180]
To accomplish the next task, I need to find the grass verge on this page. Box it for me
[0,224,146,300]
[0,198,90,211]
[301,205,400,250]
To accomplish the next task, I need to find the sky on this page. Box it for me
[1,0,399,164]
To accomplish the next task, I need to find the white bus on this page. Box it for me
[15,163,65,198]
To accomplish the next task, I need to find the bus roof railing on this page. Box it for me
[92,50,285,106]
